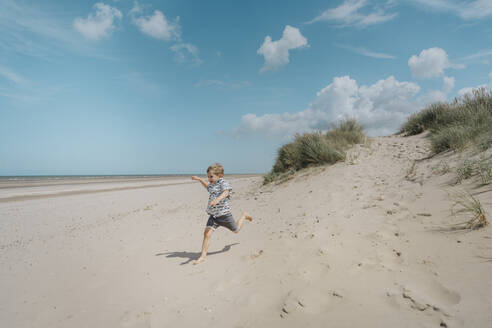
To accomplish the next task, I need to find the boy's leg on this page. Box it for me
[234,212,253,234]
[194,227,213,265]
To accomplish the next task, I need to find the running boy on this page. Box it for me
[191,163,252,265]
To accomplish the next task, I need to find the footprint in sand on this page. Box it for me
[382,247,405,267]
[280,287,342,318]
[250,249,264,259]
[120,310,151,328]
[386,279,462,326]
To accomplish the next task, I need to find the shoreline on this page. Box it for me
[0,174,262,189]
[0,174,262,203]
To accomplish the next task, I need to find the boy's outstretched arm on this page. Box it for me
[209,190,229,206]
[191,176,208,189]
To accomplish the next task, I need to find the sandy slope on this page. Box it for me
[1,134,491,327]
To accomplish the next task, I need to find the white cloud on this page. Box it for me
[171,43,202,65]
[417,75,455,104]
[411,0,492,19]
[238,75,420,137]
[308,0,397,28]
[408,47,450,79]
[0,79,64,105]
[418,90,448,104]
[457,87,480,97]
[460,49,492,61]
[129,0,142,15]
[74,3,122,40]
[0,66,26,84]
[257,25,308,73]
[461,0,492,19]
[443,76,455,93]
[131,8,180,41]
[336,44,396,59]
[0,0,118,59]
[457,72,492,96]
[130,2,200,64]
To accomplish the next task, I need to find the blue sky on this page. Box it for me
[1,0,492,175]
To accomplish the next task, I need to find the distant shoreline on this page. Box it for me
[0,174,263,189]
[0,174,263,203]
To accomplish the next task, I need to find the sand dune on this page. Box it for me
[1,134,491,327]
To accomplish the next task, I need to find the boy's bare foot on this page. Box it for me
[193,257,206,265]
[244,212,253,222]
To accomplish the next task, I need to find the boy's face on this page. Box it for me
[207,172,222,184]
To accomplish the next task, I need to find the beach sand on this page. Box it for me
[1,134,491,327]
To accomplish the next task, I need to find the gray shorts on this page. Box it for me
[206,213,238,232]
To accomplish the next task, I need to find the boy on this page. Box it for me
[191,163,252,265]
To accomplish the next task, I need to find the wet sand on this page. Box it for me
[0,175,258,203]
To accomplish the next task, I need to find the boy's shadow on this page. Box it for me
[156,243,239,265]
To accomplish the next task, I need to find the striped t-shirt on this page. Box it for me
[207,178,232,217]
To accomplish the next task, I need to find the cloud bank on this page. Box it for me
[257,25,308,73]
[238,75,420,138]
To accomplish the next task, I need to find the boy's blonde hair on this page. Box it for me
[207,163,224,176]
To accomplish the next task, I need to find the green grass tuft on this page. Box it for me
[400,102,449,136]
[478,155,492,184]
[454,155,492,185]
[456,159,475,183]
[263,119,365,184]
[298,132,345,168]
[449,191,488,230]
[400,88,492,153]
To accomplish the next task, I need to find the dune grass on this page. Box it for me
[431,160,451,175]
[263,119,365,184]
[456,159,475,184]
[478,156,492,184]
[455,155,492,185]
[400,88,492,153]
[449,191,488,230]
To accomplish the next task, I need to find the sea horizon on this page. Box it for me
[0,173,263,179]
[0,173,264,190]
